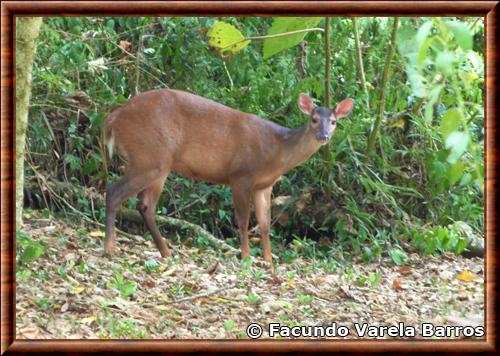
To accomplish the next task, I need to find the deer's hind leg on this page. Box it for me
[104,166,166,255]
[137,174,170,257]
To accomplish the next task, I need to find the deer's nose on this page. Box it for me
[318,134,329,141]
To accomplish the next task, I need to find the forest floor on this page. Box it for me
[16,210,484,340]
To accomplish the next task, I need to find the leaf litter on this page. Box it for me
[16,212,484,339]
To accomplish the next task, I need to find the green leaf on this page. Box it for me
[460,172,473,186]
[431,158,447,178]
[454,237,468,255]
[64,154,82,172]
[355,277,367,286]
[417,37,434,67]
[416,21,433,48]
[435,51,455,75]
[224,320,235,331]
[82,156,99,175]
[445,131,469,163]
[448,161,464,185]
[388,248,408,266]
[106,19,115,31]
[396,23,414,54]
[448,21,472,50]
[17,230,32,247]
[144,259,158,273]
[109,275,137,298]
[120,280,137,298]
[424,84,443,122]
[21,243,44,264]
[440,108,463,140]
[407,66,428,98]
[263,17,322,59]
[207,21,250,58]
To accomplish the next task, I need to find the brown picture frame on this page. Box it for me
[1,1,498,354]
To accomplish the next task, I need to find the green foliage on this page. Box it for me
[98,311,145,338]
[17,231,45,264]
[440,108,462,139]
[144,259,159,273]
[21,243,45,264]
[245,292,262,305]
[398,18,484,191]
[17,269,32,283]
[368,271,382,287]
[388,248,409,266]
[224,319,236,332]
[448,21,473,50]
[107,269,137,298]
[297,293,314,305]
[354,271,382,288]
[410,226,468,255]
[207,21,250,58]
[263,17,323,59]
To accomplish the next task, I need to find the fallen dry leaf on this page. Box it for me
[119,40,132,52]
[392,279,407,291]
[457,270,479,282]
[89,231,104,238]
[399,266,411,275]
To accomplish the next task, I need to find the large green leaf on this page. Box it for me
[448,21,473,51]
[440,108,463,140]
[21,243,44,264]
[424,84,443,122]
[448,161,465,185]
[207,21,250,58]
[263,17,322,60]
[415,21,433,48]
[445,131,469,164]
[406,66,428,98]
[435,51,455,76]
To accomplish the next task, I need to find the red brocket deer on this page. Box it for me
[103,89,353,267]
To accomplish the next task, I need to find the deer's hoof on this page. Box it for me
[159,248,171,258]
[103,246,117,257]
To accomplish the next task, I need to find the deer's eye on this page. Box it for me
[311,118,318,124]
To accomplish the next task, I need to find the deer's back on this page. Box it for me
[108,89,285,184]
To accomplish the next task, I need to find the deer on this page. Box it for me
[103,89,354,268]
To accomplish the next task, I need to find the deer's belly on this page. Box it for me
[254,174,282,190]
[172,161,229,185]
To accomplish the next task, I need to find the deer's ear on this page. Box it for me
[298,93,314,115]
[334,98,354,118]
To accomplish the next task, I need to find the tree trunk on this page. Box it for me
[353,18,370,111]
[16,17,43,228]
[364,17,399,164]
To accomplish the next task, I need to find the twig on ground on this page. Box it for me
[118,208,240,255]
[24,176,239,255]
[169,283,240,304]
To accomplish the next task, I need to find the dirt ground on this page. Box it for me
[16,212,484,340]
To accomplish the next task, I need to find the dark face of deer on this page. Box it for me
[298,93,355,145]
[310,107,336,144]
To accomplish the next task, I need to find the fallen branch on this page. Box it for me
[117,208,239,255]
[24,177,239,255]
[461,237,484,258]
[169,283,240,304]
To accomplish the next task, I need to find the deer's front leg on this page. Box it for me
[231,181,252,260]
[253,186,273,265]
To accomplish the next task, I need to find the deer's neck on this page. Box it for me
[279,124,321,171]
